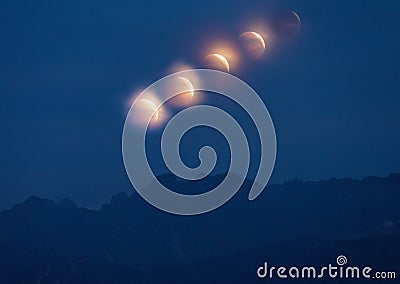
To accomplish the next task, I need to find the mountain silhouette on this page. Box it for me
[0,173,399,283]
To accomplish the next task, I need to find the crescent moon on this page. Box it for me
[177,76,194,97]
[239,31,266,59]
[291,10,301,26]
[240,31,266,49]
[139,99,159,121]
[204,53,230,72]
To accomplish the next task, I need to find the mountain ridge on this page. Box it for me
[0,173,399,282]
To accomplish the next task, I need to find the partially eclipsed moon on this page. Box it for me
[139,99,159,121]
[291,10,301,26]
[177,76,194,97]
[271,10,301,37]
[204,53,230,72]
[168,76,197,107]
[240,32,265,49]
[239,31,266,59]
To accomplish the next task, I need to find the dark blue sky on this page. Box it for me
[1,0,399,209]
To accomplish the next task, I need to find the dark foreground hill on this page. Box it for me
[0,173,399,283]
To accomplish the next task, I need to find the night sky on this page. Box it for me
[1,0,399,210]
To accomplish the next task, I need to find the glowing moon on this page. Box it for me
[204,53,230,72]
[177,76,194,97]
[239,31,266,59]
[168,76,199,107]
[139,98,159,121]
